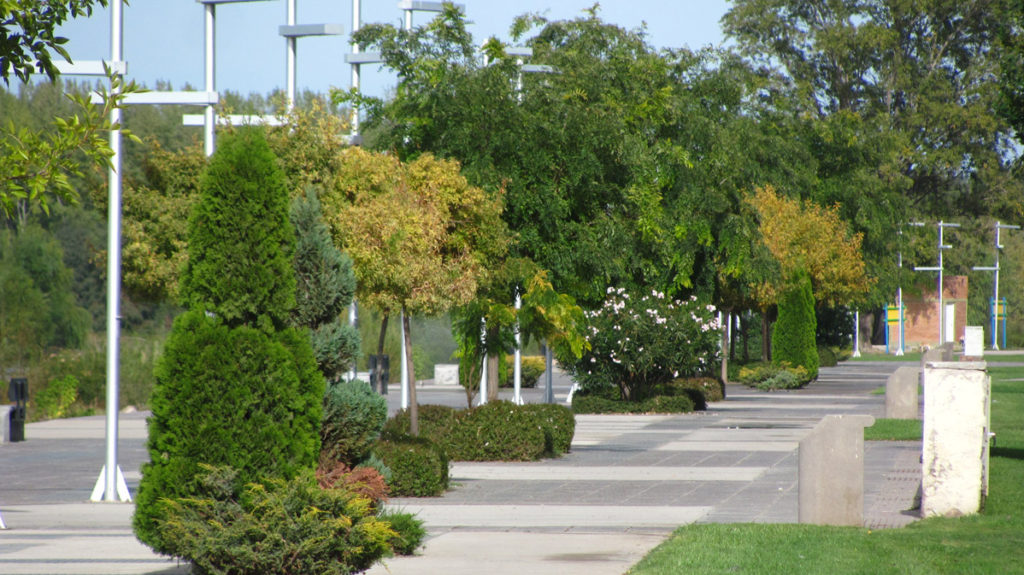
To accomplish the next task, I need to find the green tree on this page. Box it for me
[321,148,506,434]
[289,187,359,383]
[346,8,690,306]
[772,269,819,380]
[0,0,107,83]
[134,129,324,554]
[722,0,1020,219]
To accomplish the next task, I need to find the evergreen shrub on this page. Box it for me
[157,466,393,575]
[817,346,838,367]
[771,270,819,380]
[378,509,427,556]
[179,128,295,332]
[522,403,576,455]
[289,189,360,381]
[444,401,547,461]
[134,312,323,551]
[135,129,325,555]
[373,436,450,497]
[321,379,387,466]
[736,362,812,391]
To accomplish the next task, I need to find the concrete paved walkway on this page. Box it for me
[0,361,922,574]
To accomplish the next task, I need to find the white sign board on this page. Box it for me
[964,326,984,357]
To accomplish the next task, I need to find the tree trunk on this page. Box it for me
[741,312,750,362]
[486,352,499,402]
[719,308,730,397]
[403,308,419,436]
[761,310,771,362]
[375,312,389,394]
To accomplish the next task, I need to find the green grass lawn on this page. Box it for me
[628,366,1024,575]
[865,418,922,441]
[848,351,923,363]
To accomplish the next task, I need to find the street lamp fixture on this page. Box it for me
[972,222,1020,349]
[914,221,960,347]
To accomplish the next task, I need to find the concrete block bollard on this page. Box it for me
[433,364,459,386]
[0,405,10,444]
[922,361,991,518]
[799,414,875,526]
[885,366,921,419]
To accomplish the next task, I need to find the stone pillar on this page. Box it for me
[0,405,11,444]
[885,366,920,419]
[922,361,990,518]
[799,414,875,526]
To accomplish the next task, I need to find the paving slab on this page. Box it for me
[364,531,667,575]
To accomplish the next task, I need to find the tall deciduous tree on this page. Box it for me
[747,185,872,309]
[346,8,690,307]
[321,147,506,434]
[722,0,1021,218]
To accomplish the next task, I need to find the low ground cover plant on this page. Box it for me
[157,466,394,575]
[735,362,812,391]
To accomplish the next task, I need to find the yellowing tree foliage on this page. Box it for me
[748,185,872,308]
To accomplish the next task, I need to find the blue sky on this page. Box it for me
[56,0,731,99]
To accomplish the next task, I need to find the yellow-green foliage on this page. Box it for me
[157,466,394,575]
[500,355,547,388]
[32,374,78,420]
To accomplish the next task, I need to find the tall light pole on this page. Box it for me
[973,222,1019,349]
[897,222,926,355]
[914,221,960,346]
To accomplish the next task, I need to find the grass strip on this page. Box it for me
[865,418,922,441]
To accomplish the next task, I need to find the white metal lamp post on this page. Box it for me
[914,221,960,346]
[972,222,1019,349]
[896,222,926,355]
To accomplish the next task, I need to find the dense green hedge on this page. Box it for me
[445,401,547,461]
[383,401,576,463]
[522,403,575,455]
[736,362,812,391]
[570,382,700,414]
[572,393,695,414]
[373,435,450,497]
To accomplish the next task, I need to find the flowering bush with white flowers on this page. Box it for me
[567,288,722,400]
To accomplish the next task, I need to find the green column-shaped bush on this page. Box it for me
[772,269,819,380]
[289,188,360,382]
[179,128,296,332]
[134,129,325,554]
